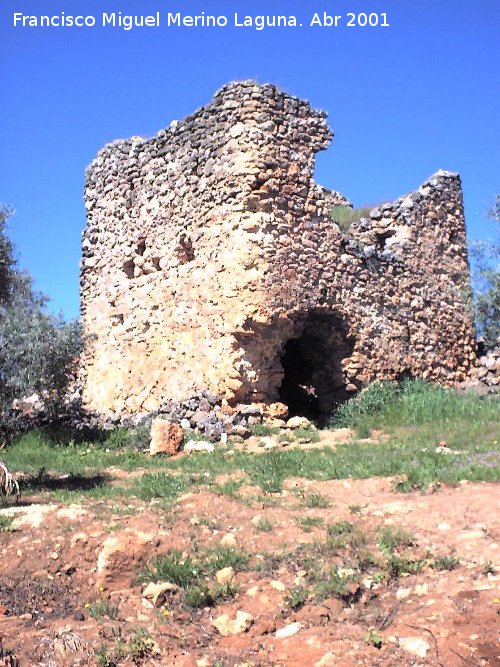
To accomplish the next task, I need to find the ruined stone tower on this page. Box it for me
[80,81,476,421]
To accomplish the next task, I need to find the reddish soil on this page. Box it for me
[1,473,499,666]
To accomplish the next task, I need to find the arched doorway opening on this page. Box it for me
[278,312,355,422]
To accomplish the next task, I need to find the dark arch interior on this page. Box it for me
[278,312,355,423]
[279,338,320,420]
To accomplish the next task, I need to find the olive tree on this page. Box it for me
[0,207,81,439]
[470,196,499,350]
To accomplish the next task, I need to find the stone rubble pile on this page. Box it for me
[464,347,500,390]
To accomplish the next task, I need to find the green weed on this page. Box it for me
[139,550,200,588]
[86,598,119,620]
[366,628,383,649]
[377,526,415,553]
[0,515,15,532]
[301,492,330,509]
[432,554,460,571]
[254,517,273,532]
[327,521,367,551]
[331,205,373,232]
[134,472,190,501]
[250,423,279,437]
[203,546,250,575]
[286,586,309,610]
[297,516,324,532]
[294,427,321,443]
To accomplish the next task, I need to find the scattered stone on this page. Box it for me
[96,529,158,589]
[396,587,412,600]
[286,416,312,429]
[184,439,215,453]
[143,581,179,607]
[213,610,254,636]
[150,418,183,456]
[220,533,237,548]
[215,566,234,584]
[275,622,302,638]
[265,402,289,420]
[399,637,431,658]
[270,580,286,592]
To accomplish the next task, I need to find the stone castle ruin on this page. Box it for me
[80,81,477,424]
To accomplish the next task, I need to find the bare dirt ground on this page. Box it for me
[1,454,499,666]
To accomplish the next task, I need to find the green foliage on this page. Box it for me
[365,628,383,649]
[386,555,425,577]
[95,644,115,667]
[301,492,330,508]
[470,195,500,349]
[135,472,190,501]
[3,381,498,500]
[104,426,150,451]
[377,526,414,553]
[327,521,367,551]
[314,567,358,601]
[0,205,15,303]
[139,546,249,589]
[139,550,200,588]
[203,545,250,575]
[432,554,460,571]
[330,381,401,429]
[213,479,243,498]
[250,423,280,437]
[0,515,15,532]
[87,598,119,620]
[296,516,324,532]
[483,561,496,575]
[184,582,238,609]
[331,205,373,233]
[0,206,82,440]
[294,426,321,443]
[253,517,273,532]
[286,586,309,610]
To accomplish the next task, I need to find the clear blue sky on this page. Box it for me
[1,0,499,318]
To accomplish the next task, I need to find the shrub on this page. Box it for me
[470,195,499,349]
[330,381,401,429]
[139,550,200,587]
[331,205,373,233]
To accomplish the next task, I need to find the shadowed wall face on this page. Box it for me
[80,81,476,421]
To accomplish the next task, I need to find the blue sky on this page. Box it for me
[1,0,499,318]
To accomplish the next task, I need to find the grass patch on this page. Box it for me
[139,550,200,588]
[4,380,498,502]
[253,517,273,532]
[203,546,250,575]
[297,516,324,532]
[184,582,238,609]
[134,472,192,502]
[86,598,119,620]
[139,546,246,611]
[294,427,321,443]
[213,479,243,498]
[327,521,367,551]
[377,526,415,553]
[250,423,280,437]
[331,205,373,232]
[387,555,425,577]
[286,586,309,610]
[0,515,15,532]
[432,554,460,571]
[301,492,330,508]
